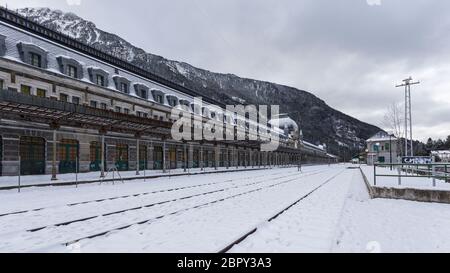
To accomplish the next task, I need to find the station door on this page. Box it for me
[20,136,45,175]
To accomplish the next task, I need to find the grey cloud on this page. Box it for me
[5,0,450,141]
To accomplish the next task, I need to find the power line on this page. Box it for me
[396,77,420,157]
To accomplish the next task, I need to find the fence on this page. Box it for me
[374,163,450,187]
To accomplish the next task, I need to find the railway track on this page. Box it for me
[0,168,326,237]
[0,168,297,218]
[0,167,337,252]
[60,169,330,248]
[216,168,347,253]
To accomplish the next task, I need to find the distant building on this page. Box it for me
[366,131,398,165]
[431,150,450,162]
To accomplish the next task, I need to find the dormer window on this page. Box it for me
[151,89,166,104]
[134,84,149,100]
[0,35,5,56]
[30,52,41,67]
[17,42,48,69]
[68,65,78,78]
[57,56,83,79]
[96,74,105,86]
[88,67,109,87]
[113,76,131,94]
[166,95,179,107]
[156,95,163,103]
[120,82,128,93]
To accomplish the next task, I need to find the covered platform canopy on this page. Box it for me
[0,89,296,152]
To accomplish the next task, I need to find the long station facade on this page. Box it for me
[0,7,337,178]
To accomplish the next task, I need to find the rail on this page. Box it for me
[374,163,450,187]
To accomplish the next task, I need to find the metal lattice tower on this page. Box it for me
[396,77,420,157]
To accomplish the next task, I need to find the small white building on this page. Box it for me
[431,150,450,162]
[366,131,398,165]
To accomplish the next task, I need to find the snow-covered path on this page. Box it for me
[3,164,448,253]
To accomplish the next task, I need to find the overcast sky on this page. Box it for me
[2,0,450,141]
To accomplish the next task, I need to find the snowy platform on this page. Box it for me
[361,165,450,191]
[0,166,272,190]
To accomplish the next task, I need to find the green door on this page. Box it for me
[193,149,199,168]
[139,145,148,170]
[153,146,163,170]
[20,136,46,175]
[115,144,129,171]
[169,148,177,169]
[90,142,106,172]
[59,139,79,174]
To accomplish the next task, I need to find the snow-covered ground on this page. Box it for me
[361,165,450,191]
[1,164,450,253]
[335,168,450,253]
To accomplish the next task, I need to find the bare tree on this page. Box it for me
[383,102,403,138]
[383,102,404,155]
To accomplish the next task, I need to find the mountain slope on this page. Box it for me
[17,7,381,158]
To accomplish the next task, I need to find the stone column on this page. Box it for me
[188,144,194,169]
[135,137,140,175]
[50,123,59,181]
[148,142,154,170]
[214,144,220,170]
[163,140,167,173]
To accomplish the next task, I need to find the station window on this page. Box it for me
[67,65,78,78]
[72,96,80,105]
[139,89,147,99]
[100,103,108,110]
[36,88,46,98]
[29,52,42,67]
[155,94,163,104]
[115,106,122,113]
[167,99,175,107]
[96,74,105,87]
[0,79,4,90]
[20,85,31,95]
[90,101,98,108]
[124,108,130,115]
[143,113,148,118]
[60,93,68,102]
[120,83,128,93]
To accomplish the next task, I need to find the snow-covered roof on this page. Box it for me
[367,131,397,142]
[268,114,299,132]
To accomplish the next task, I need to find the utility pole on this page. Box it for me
[396,77,420,157]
